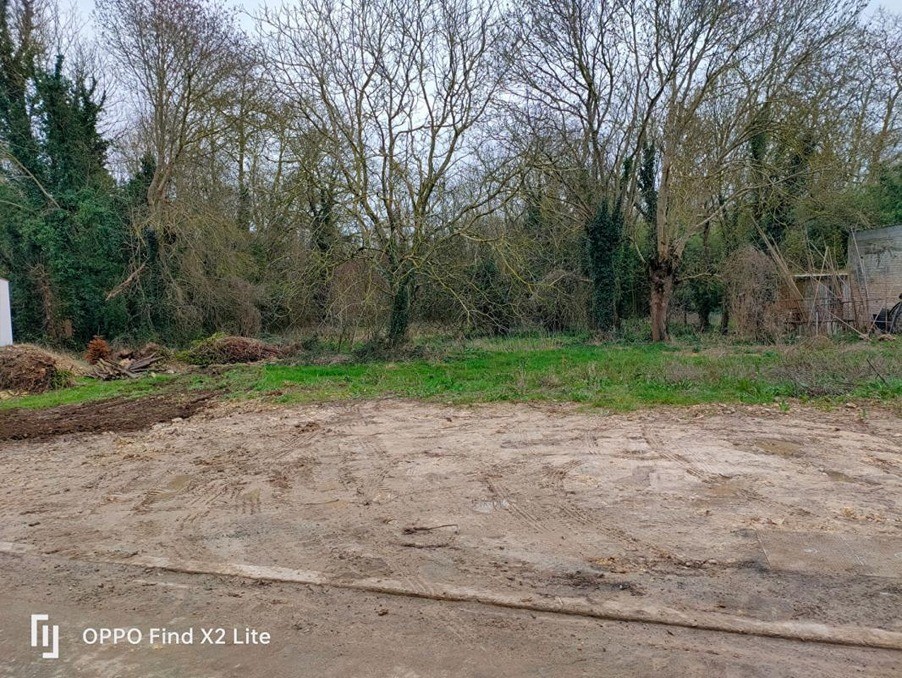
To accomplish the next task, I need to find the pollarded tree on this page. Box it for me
[262,0,513,346]
[632,0,862,340]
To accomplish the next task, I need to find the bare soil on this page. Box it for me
[1,398,899,676]
[0,392,214,441]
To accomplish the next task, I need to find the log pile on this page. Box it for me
[89,354,163,380]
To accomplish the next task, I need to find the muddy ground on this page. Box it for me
[0,398,900,676]
[0,392,214,441]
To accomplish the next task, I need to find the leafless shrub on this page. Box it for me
[531,270,589,332]
[722,247,782,340]
[328,260,384,349]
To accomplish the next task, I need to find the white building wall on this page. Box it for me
[0,278,11,346]
[849,225,902,319]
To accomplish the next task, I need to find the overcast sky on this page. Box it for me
[71,0,262,27]
[58,0,902,172]
[70,0,902,30]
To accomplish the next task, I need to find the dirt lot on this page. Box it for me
[1,398,900,676]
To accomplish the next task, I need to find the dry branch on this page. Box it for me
[105,263,147,301]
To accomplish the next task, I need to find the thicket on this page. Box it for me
[0,0,899,349]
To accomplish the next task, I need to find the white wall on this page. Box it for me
[849,225,902,318]
[0,278,12,346]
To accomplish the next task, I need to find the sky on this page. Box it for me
[70,0,902,27]
[59,0,902,173]
[71,0,265,28]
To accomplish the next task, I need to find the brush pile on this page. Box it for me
[0,345,76,394]
[181,334,281,366]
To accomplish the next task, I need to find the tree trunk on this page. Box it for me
[311,187,336,325]
[387,276,413,347]
[698,223,712,331]
[650,142,673,343]
[698,305,711,332]
[649,261,674,342]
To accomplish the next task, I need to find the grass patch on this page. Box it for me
[2,338,898,412]
[0,374,174,410]
[210,340,901,410]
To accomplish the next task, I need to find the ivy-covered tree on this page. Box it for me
[0,0,129,344]
[584,199,623,332]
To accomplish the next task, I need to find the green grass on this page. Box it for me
[0,374,174,410]
[3,339,899,412]
[256,343,899,409]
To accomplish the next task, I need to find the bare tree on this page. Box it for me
[507,0,645,331]
[860,10,901,174]
[262,0,512,345]
[97,0,241,219]
[96,0,270,335]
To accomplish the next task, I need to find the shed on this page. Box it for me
[781,271,851,335]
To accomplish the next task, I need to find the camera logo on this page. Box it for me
[30,614,59,659]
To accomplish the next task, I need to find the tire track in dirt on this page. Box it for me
[539,459,582,490]
[862,455,902,478]
[483,460,672,567]
[580,430,608,456]
[335,409,395,504]
[640,428,812,516]
[485,469,600,539]
[126,446,271,563]
[338,438,391,501]
[327,410,489,650]
[641,427,726,481]
[267,440,319,497]
[275,421,325,461]
[536,462,599,531]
